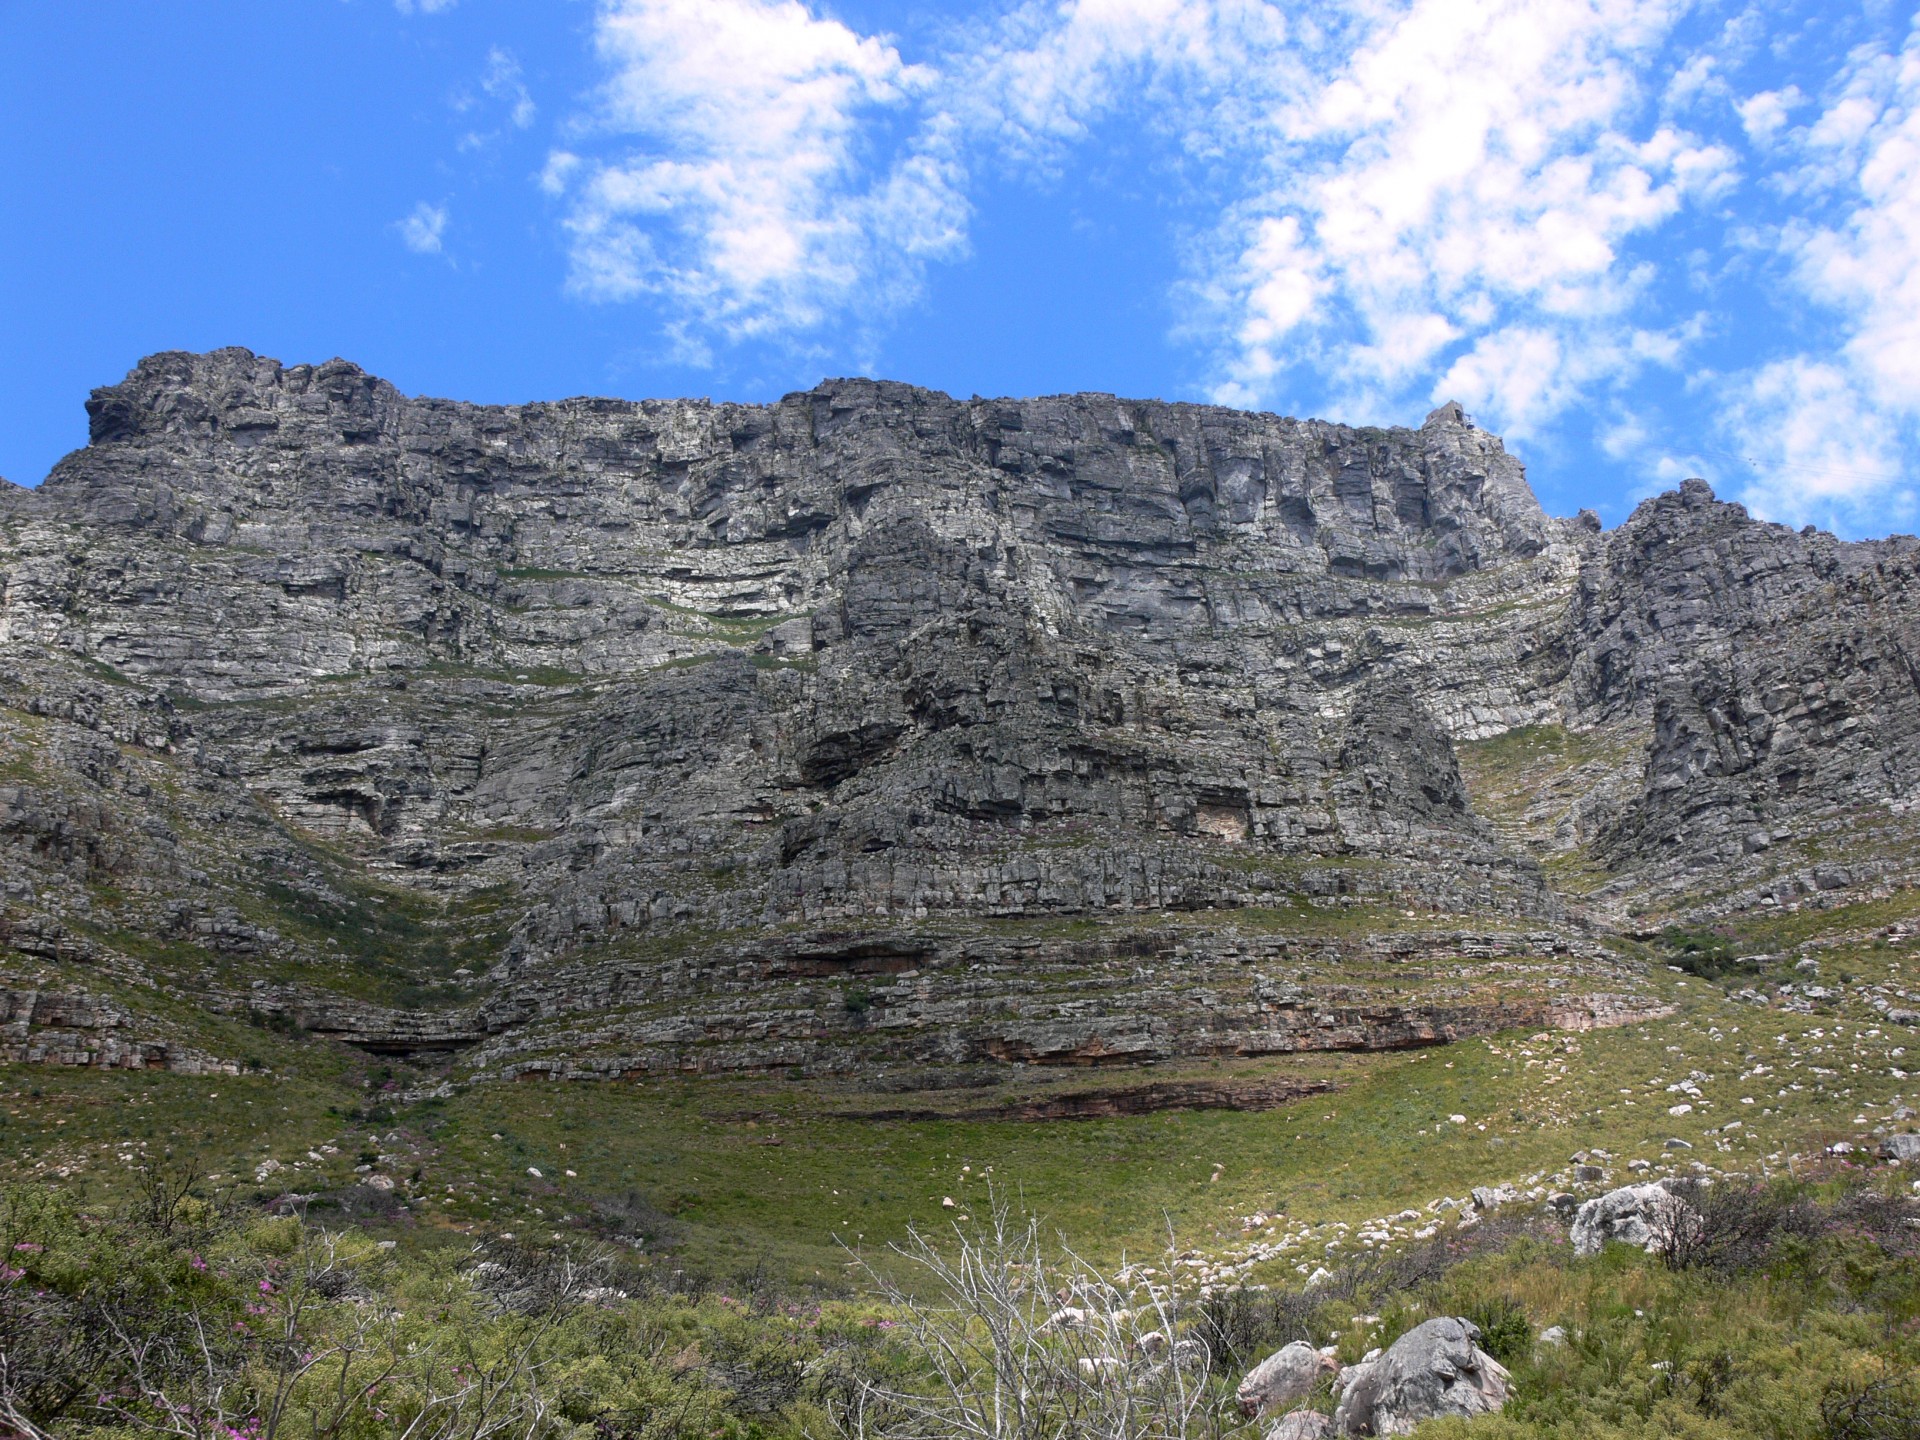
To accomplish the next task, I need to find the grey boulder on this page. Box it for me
[1331,1318,1510,1436]
[1570,1181,1699,1257]
[1882,1133,1920,1162]
[1266,1411,1333,1440]
[1239,1341,1338,1416]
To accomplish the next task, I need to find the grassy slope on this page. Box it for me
[6,712,1919,1437]
[7,886,1914,1287]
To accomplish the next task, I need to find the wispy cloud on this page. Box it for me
[551,0,1732,422]
[547,0,965,341]
[1722,16,1920,530]
[482,48,535,130]
[538,0,1919,533]
[1722,358,1909,530]
[398,202,449,255]
[1200,0,1734,437]
[456,47,537,150]
[394,0,456,14]
[945,0,1299,157]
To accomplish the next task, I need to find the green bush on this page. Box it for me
[0,1174,886,1440]
[0,1173,1915,1440]
[1462,1295,1533,1367]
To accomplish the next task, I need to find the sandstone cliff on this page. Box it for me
[3,350,1915,1077]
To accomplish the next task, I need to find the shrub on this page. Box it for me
[0,1181,867,1440]
[1460,1296,1532,1367]
[1655,1179,1821,1275]
[1192,1285,1317,1374]
[1821,1376,1920,1440]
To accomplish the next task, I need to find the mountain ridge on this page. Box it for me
[4,349,1920,1081]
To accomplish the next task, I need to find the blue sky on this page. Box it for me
[5,0,1919,535]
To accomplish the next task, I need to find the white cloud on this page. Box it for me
[1722,358,1911,530]
[1437,329,1578,436]
[456,49,538,152]
[1738,86,1803,144]
[548,0,1731,413]
[1198,0,1736,436]
[539,0,1920,529]
[483,48,536,130]
[1598,409,1650,458]
[394,0,456,13]
[398,202,449,255]
[949,0,1297,155]
[539,151,580,197]
[1719,17,1920,528]
[553,0,965,340]
[1797,34,1920,412]
[1220,214,1326,395]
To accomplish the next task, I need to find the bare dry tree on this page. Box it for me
[0,1354,60,1440]
[130,1153,207,1240]
[833,1195,1238,1440]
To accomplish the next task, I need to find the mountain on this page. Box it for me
[5,348,1920,1082]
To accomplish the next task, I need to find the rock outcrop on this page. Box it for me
[4,350,1918,1076]
[1238,1341,1337,1417]
[1570,1181,1699,1257]
[1331,1317,1510,1436]
[1265,1412,1332,1440]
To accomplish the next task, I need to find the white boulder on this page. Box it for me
[1570,1182,1699,1257]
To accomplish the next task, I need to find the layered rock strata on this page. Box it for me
[2,350,1916,1075]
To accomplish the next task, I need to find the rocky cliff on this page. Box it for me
[3,349,1917,1079]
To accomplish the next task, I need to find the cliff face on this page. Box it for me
[3,349,1917,1078]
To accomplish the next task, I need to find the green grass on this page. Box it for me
[1457,721,1643,836]
[496,566,597,580]
[6,830,1918,1305]
[418,660,587,687]
[79,656,138,687]
[1419,1222,1920,1440]
[4,1164,1915,1440]
[0,1065,368,1207]
[1,1052,1914,1440]
[455,823,559,844]
[7,925,1910,1290]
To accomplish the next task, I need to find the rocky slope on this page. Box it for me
[3,349,1917,1079]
